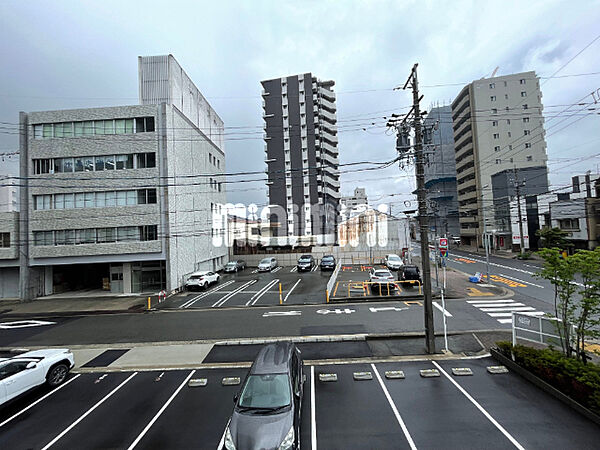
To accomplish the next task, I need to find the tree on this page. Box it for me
[536,227,572,250]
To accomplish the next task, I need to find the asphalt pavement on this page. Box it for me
[1,357,598,449]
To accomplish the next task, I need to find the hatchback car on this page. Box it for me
[369,268,396,292]
[224,260,246,273]
[185,271,220,290]
[224,342,304,450]
[319,255,336,271]
[258,257,278,272]
[296,255,314,272]
[0,349,74,406]
[399,265,422,287]
[384,253,404,270]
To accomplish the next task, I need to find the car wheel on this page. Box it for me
[46,362,69,387]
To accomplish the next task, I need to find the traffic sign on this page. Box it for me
[439,237,448,249]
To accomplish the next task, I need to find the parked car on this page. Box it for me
[224,260,246,273]
[450,236,461,246]
[320,255,336,271]
[185,271,219,290]
[384,253,404,270]
[224,342,303,450]
[399,265,422,287]
[369,268,396,291]
[0,349,75,406]
[296,255,315,272]
[258,257,278,272]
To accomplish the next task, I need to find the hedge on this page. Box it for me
[496,342,600,414]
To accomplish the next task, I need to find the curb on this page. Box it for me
[0,306,147,319]
[490,349,600,426]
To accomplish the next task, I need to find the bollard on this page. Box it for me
[147,296,151,310]
[279,283,283,305]
[326,289,330,303]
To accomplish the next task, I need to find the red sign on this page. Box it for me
[439,238,448,249]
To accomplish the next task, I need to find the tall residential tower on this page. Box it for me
[261,73,340,244]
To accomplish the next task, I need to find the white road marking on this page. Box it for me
[212,280,256,307]
[311,365,317,450]
[371,364,417,450]
[217,419,230,450]
[128,370,196,450]
[180,280,235,308]
[251,269,258,274]
[369,306,408,312]
[488,311,531,317]
[249,279,279,306]
[290,266,298,273]
[466,299,516,304]
[455,254,537,276]
[499,273,545,288]
[481,306,536,313]
[42,372,137,449]
[497,318,513,324]
[262,311,302,317]
[523,263,541,268]
[283,279,301,302]
[0,320,56,329]
[471,302,526,308]
[431,361,525,450]
[272,266,282,273]
[433,301,453,317]
[0,374,81,428]
[311,264,319,272]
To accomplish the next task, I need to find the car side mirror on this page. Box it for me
[233,394,239,404]
[26,361,37,369]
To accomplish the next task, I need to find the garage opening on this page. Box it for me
[52,263,110,294]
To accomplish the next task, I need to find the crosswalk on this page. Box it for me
[466,299,547,324]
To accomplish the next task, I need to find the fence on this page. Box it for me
[512,312,572,347]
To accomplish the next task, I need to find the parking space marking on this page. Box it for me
[212,280,257,307]
[333,281,340,297]
[0,374,82,429]
[272,266,282,273]
[127,370,196,449]
[180,280,235,308]
[311,264,319,272]
[311,365,317,450]
[290,266,298,273]
[431,361,525,450]
[433,301,452,317]
[41,372,138,450]
[247,279,279,306]
[283,279,301,302]
[371,364,417,450]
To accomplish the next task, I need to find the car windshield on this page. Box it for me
[374,271,392,277]
[259,258,271,264]
[189,274,204,279]
[238,374,291,409]
[388,255,401,261]
[299,256,311,262]
[322,256,334,261]
[226,263,236,267]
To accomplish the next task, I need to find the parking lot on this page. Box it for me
[1,357,598,449]
[164,265,332,309]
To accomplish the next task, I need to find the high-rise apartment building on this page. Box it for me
[451,71,548,247]
[341,187,368,210]
[261,73,340,244]
[423,105,459,238]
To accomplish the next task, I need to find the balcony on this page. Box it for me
[319,108,337,124]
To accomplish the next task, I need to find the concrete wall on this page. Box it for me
[0,267,19,298]
[0,211,19,261]
[550,199,588,242]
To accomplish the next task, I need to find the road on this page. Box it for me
[0,357,597,449]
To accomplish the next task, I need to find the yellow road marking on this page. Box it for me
[467,287,494,297]
[404,301,423,306]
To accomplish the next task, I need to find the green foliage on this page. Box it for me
[536,227,572,250]
[516,251,532,260]
[496,342,600,414]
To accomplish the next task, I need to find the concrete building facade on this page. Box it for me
[451,71,548,247]
[14,55,226,299]
[341,187,368,210]
[261,73,340,244]
[423,105,459,239]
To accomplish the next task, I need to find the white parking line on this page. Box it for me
[272,266,282,273]
[431,361,525,450]
[42,372,138,449]
[311,365,317,450]
[283,279,301,302]
[249,279,279,306]
[180,280,235,308]
[371,364,417,450]
[127,370,196,450]
[290,266,298,273]
[311,264,319,272]
[499,273,545,288]
[0,374,82,428]
[433,301,452,317]
[212,280,256,307]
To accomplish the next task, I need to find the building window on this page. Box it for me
[135,117,155,133]
[521,91,527,97]
[523,104,528,110]
[523,117,530,123]
[525,143,531,148]
[524,130,530,135]
[0,232,10,248]
[492,121,498,126]
[490,96,496,101]
[33,159,52,174]
[504,94,508,99]
[489,83,495,89]
[503,81,508,87]
[520,79,526,84]
[509,145,513,150]
[559,218,579,230]
[507,132,512,137]
[506,119,510,125]
[495,159,501,164]
[491,108,497,114]
[140,225,158,241]
[493,133,499,139]
[494,146,500,152]
[526,156,533,161]
[135,153,156,169]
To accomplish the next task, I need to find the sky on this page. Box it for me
[1,0,600,214]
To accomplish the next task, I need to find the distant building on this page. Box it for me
[423,105,459,238]
[12,55,227,299]
[550,197,600,250]
[572,173,600,198]
[451,71,548,247]
[338,207,409,252]
[0,179,18,212]
[262,73,340,244]
[341,187,368,213]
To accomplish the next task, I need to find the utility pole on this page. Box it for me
[513,167,526,255]
[401,64,435,354]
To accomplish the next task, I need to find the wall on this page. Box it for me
[550,199,588,242]
[0,211,19,261]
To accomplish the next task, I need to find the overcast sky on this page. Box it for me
[1,0,599,213]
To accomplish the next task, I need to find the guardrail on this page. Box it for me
[325,263,342,303]
[346,280,422,297]
[512,311,571,347]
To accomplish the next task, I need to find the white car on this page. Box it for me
[257,257,278,272]
[0,348,74,406]
[185,271,220,290]
[384,254,404,270]
[369,268,397,291]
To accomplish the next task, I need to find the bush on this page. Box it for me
[496,342,600,414]
[516,251,533,260]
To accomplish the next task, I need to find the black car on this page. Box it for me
[296,254,314,272]
[224,260,246,273]
[399,264,422,287]
[224,342,303,450]
[319,255,336,271]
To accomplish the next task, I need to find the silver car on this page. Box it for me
[258,257,277,272]
[384,254,404,270]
